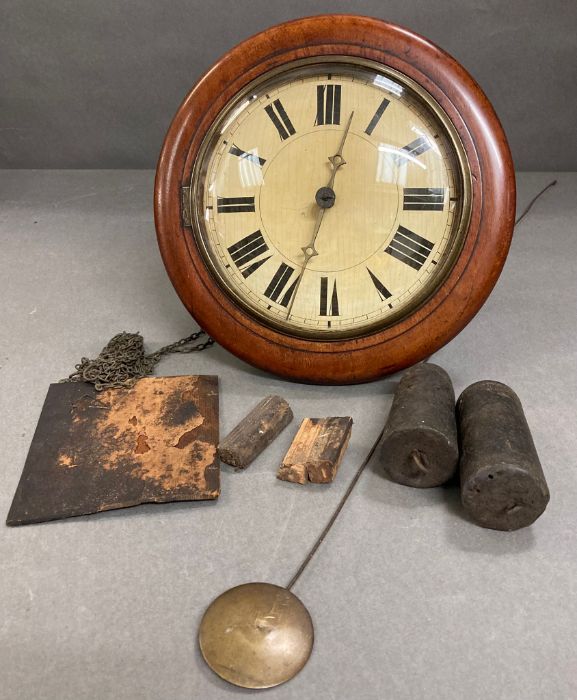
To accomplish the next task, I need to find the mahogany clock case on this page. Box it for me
[154,15,516,383]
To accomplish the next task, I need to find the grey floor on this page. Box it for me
[1,171,575,700]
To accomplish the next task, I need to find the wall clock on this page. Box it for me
[154,15,515,383]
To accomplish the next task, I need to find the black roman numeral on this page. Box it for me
[385,225,434,271]
[366,268,392,304]
[315,85,341,126]
[400,136,431,159]
[217,196,255,213]
[319,277,339,316]
[227,230,271,278]
[264,263,299,306]
[229,145,266,167]
[265,99,296,140]
[403,188,445,211]
[365,98,390,136]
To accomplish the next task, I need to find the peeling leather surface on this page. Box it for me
[7,375,220,525]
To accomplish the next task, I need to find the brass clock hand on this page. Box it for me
[285,111,354,319]
[303,109,355,257]
[324,108,355,190]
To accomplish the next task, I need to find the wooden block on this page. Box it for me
[7,375,219,526]
[218,395,293,468]
[277,417,353,484]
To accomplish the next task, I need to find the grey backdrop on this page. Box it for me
[1,0,576,171]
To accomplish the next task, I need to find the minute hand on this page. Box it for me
[324,108,355,191]
[285,111,355,320]
[302,110,355,259]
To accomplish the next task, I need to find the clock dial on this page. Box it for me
[191,59,471,338]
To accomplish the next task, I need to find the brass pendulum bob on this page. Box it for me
[198,427,384,689]
[199,582,313,689]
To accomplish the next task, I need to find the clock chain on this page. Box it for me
[62,329,214,391]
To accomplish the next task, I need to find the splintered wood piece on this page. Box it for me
[218,395,293,468]
[7,375,219,526]
[277,417,353,484]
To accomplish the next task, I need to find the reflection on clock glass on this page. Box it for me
[191,59,471,339]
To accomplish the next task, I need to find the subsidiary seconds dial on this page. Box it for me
[191,59,471,339]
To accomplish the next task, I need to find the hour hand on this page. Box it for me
[301,243,319,262]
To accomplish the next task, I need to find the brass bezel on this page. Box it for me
[188,56,472,341]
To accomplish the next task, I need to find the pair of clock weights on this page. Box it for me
[153,14,517,689]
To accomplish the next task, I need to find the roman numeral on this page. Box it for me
[385,225,434,271]
[403,188,445,211]
[229,145,266,167]
[264,263,299,306]
[217,196,255,213]
[227,230,271,278]
[400,136,431,159]
[367,268,392,303]
[319,277,339,316]
[315,85,341,126]
[365,98,390,136]
[265,99,296,140]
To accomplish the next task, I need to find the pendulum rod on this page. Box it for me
[286,424,386,592]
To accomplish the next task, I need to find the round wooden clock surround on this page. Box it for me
[155,15,515,384]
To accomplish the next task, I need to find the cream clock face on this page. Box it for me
[191,59,471,339]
